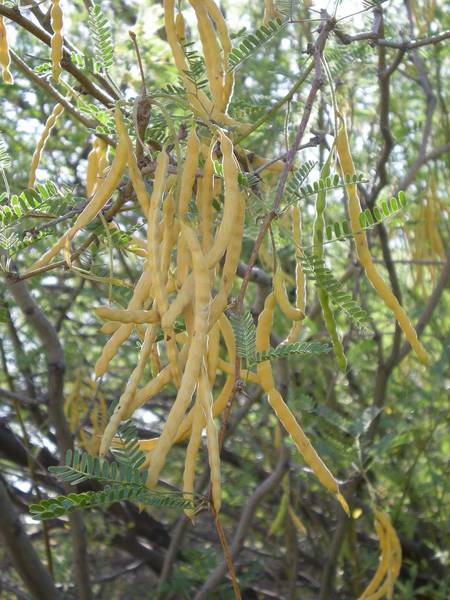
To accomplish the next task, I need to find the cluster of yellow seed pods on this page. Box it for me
[358,510,402,600]
[20,4,420,588]
[22,0,353,518]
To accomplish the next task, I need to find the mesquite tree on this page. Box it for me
[0,0,448,598]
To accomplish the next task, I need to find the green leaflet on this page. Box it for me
[228,18,286,71]
[88,3,115,72]
[302,253,372,334]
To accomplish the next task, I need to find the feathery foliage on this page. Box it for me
[275,0,302,20]
[213,160,259,189]
[30,418,194,520]
[48,447,147,486]
[0,181,59,228]
[230,311,331,366]
[285,171,367,209]
[0,135,11,171]
[324,191,407,243]
[229,18,286,71]
[256,341,331,362]
[229,311,256,369]
[182,41,208,90]
[88,3,114,72]
[30,486,193,520]
[301,254,372,333]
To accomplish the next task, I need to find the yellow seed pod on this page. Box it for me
[288,505,307,535]
[336,107,429,365]
[0,16,13,85]
[28,103,65,188]
[50,0,64,83]
[86,137,101,197]
[175,12,186,41]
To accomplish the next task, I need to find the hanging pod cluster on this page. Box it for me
[21,0,355,517]
[358,510,402,600]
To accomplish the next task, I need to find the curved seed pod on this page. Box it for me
[182,396,203,518]
[115,111,151,214]
[268,389,348,512]
[95,262,153,378]
[162,130,243,329]
[95,138,109,188]
[208,148,245,325]
[358,515,390,599]
[256,293,349,514]
[285,204,306,342]
[198,365,221,513]
[336,111,429,365]
[0,16,13,84]
[25,109,127,275]
[207,131,242,267]
[50,0,63,83]
[99,323,157,456]
[268,474,289,535]
[126,344,189,418]
[274,269,305,321]
[255,292,277,391]
[86,138,101,197]
[172,313,236,444]
[28,104,65,188]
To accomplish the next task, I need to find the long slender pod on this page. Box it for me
[95,263,154,378]
[0,16,13,84]
[182,397,203,518]
[50,0,63,83]
[274,269,305,321]
[336,110,429,364]
[256,292,349,514]
[115,111,151,214]
[99,323,157,456]
[285,204,306,342]
[198,365,221,513]
[86,138,101,198]
[28,104,65,188]
[203,0,234,110]
[26,109,127,274]
[358,516,390,599]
